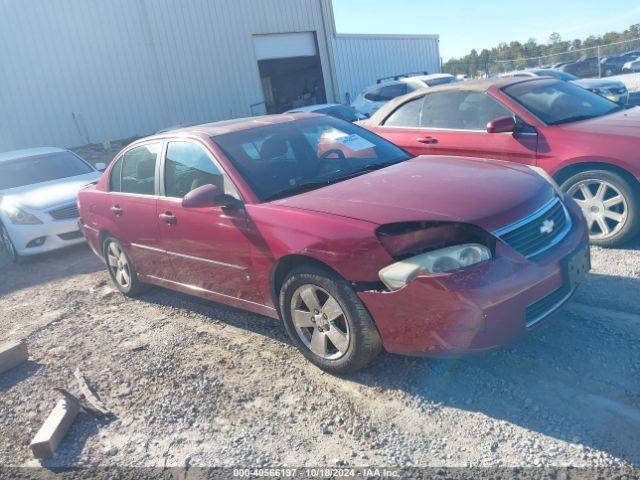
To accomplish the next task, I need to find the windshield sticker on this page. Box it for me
[335,134,376,152]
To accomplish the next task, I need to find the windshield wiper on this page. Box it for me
[263,181,333,202]
[339,161,404,180]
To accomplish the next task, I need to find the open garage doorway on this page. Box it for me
[254,32,326,114]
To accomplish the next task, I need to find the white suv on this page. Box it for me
[351,73,458,117]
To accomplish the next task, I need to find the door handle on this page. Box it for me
[110,205,123,216]
[159,211,177,226]
[416,136,438,144]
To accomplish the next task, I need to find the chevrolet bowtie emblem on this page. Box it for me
[540,219,555,235]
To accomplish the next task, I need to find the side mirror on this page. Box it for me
[95,162,107,172]
[486,116,517,133]
[182,184,238,208]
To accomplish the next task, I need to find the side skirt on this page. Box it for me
[141,274,280,320]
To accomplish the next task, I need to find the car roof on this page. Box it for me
[0,147,68,163]
[285,103,341,113]
[367,76,545,125]
[133,113,320,144]
[367,73,454,90]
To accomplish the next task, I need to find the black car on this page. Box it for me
[559,56,600,78]
[600,52,640,76]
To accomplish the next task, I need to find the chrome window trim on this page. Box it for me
[493,197,573,259]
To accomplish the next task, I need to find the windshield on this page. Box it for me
[502,78,622,125]
[214,116,411,201]
[0,151,93,190]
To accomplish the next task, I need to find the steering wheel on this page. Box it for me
[319,148,347,162]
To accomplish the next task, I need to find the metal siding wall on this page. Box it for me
[332,35,441,103]
[0,0,335,151]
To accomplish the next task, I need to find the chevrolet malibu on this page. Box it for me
[0,147,104,262]
[78,115,589,373]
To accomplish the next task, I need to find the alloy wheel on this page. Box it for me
[106,241,131,288]
[0,224,17,261]
[568,179,628,240]
[290,284,350,360]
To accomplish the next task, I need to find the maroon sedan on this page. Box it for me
[78,115,589,373]
[365,76,640,247]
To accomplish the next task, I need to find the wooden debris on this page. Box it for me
[30,396,80,459]
[73,367,110,415]
[0,340,28,374]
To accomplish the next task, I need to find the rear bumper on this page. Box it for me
[358,198,589,356]
[4,216,85,256]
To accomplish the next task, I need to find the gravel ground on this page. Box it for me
[0,238,639,470]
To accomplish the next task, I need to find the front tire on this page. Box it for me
[561,170,640,247]
[103,237,147,296]
[279,265,382,374]
[0,222,20,264]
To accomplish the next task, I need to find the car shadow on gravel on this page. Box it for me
[347,278,640,465]
[0,244,102,296]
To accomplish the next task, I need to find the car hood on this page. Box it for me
[571,78,626,90]
[0,172,102,211]
[272,156,553,232]
[557,107,640,138]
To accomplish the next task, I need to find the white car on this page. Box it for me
[351,73,458,117]
[285,103,367,122]
[0,147,104,262]
[623,59,640,73]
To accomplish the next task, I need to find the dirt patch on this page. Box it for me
[0,243,639,468]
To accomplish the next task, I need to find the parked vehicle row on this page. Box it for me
[553,50,640,78]
[503,69,629,106]
[4,71,639,374]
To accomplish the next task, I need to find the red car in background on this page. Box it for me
[365,77,640,247]
[78,115,588,373]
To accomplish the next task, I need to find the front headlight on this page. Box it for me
[2,204,43,225]
[379,243,492,291]
[527,166,564,198]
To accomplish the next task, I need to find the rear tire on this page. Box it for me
[279,264,382,374]
[561,169,640,247]
[103,237,148,296]
[0,222,21,264]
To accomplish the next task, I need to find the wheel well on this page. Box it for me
[553,162,640,189]
[270,255,342,310]
[98,230,113,258]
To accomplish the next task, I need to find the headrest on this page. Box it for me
[260,136,288,161]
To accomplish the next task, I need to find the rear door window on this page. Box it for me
[119,143,160,195]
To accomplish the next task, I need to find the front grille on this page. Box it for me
[494,198,571,258]
[58,230,83,241]
[525,283,572,327]
[49,204,79,220]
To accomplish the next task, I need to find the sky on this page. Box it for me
[332,0,640,61]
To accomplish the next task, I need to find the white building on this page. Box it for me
[0,0,440,151]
